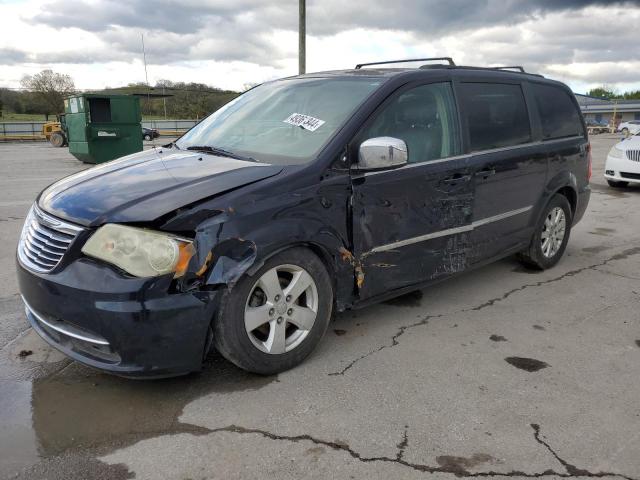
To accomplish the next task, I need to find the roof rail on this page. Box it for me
[491,66,526,73]
[355,57,456,69]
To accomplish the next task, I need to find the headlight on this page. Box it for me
[81,224,195,278]
[608,145,624,159]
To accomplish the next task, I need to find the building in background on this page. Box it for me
[576,94,640,127]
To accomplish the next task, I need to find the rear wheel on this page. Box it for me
[213,247,333,374]
[518,194,572,270]
[607,180,628,188]
[50,132,65,147]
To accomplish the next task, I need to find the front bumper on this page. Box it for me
[17,257,219,378]
[605,154,640,184]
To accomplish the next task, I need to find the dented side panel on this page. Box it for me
[163,167,357,310]
[350,157,475,300]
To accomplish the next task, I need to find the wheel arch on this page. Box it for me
[532,171,579,227]
[245,241,341,301]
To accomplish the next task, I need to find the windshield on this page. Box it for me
[176,77,383,164]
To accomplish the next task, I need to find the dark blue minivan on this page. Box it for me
[17,58,591,377]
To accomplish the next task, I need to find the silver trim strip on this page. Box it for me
[471,205,532,228]
[22,296,110,346]
[368,205,533,254]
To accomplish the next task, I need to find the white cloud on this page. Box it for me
[1,0,640,93]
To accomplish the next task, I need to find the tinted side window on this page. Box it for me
[359,82,461,163]
[531,83,583,140]
[459,83,531,151]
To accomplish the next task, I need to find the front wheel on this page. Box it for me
[144,134,152,141]
[518,194,572,270]
[213,247,333,374]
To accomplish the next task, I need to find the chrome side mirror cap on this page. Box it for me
[357,137,408,170]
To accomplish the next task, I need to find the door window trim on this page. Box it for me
[361,135,584,177]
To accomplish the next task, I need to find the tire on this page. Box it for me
[518,194,572,270]
[144,134,152,141]
[621,128,629,135]
[50,132,65,147]
[213,247,333,374]
[607,180,628,188]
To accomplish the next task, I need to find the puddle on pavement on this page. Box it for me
[588,227,617,237]
[589,183,631,199]
[504,356,549,372]
[436,453,497,475]
[581,245,611,254]
[0,353,276,477]
[489,335,507,342]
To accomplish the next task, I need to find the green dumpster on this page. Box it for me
[64,94,143,164]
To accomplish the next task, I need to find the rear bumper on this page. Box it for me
[17,258,219,378]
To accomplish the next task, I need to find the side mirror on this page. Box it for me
[357,137,408,170]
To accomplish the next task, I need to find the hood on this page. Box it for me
[617,135,640,149]
[39,148,282,227]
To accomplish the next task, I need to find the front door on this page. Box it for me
[350,82,474,300]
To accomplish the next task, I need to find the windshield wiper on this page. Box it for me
[185,145,258,162]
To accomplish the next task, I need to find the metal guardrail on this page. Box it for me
[0,119,198,141]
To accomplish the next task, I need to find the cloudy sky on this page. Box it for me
[1,0,640,94]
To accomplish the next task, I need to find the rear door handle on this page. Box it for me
[475,168,496,178]
[443,173,471,185]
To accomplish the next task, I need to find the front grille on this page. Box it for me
[626,150,640,162]
[18,205,84,273]
[620,172,640,180]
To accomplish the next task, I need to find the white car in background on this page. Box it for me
[617,121,640,135]
[605,132,640,187]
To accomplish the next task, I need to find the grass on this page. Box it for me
[0,113,49,121]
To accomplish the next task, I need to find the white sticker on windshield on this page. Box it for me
[283,113,325,132]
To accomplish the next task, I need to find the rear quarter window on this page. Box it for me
[459,82,532,152]
[531,83,584,140]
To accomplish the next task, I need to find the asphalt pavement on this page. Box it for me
[1,134,639,480]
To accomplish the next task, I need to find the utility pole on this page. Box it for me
[299,0,306,75]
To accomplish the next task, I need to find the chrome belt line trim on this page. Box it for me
[368,205,533,254]
[471,205,533,228]
[22,296,110,346]
[369,224,473,254]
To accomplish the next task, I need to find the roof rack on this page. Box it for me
[491,66,526,73]
[355,57,456,69]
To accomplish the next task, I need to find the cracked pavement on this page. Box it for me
[1,135,640,479]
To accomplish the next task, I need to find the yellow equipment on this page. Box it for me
[42,115,67,147]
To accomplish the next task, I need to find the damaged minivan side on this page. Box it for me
[17,59,590,377]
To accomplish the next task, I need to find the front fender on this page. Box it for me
[169,175,356,311]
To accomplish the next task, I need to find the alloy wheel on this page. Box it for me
[244,264,318,354]
[541,207,566,258]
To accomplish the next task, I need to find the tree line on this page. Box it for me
[586,86,640,100]
[0,69,240,120]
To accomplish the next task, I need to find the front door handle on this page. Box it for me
[475,168,496,179]
[443,173,471,185]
